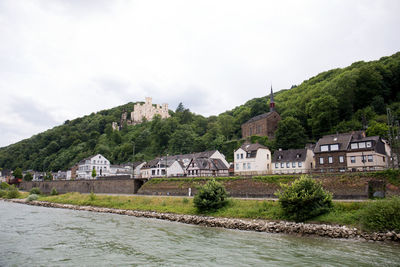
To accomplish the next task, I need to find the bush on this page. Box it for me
[0,189,6,198]
[276,175,333,222]
[26,194,39,202]
[50,187,58,195]
[0,182,9,190]
[6,185,20,199]
[359,197,400,232]
[193,179,228,212]
[89,191,96,201]
[30,187,41,195]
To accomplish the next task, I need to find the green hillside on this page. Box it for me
[1,52,399,171]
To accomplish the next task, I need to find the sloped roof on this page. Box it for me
[272,149,308,163]
[187,158,228,171]
[243,112,274,124]
[314,131,365,153]
[240,143,268,152]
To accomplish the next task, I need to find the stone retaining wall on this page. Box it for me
[20,179,137,194]
[5,199,399,243]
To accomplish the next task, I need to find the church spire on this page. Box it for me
[269,85,275,112]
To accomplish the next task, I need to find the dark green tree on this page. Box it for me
[275,117,307,150]
[13,167,23,179]
[23,172,33,181]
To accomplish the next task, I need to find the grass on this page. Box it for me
[37,193,364,226]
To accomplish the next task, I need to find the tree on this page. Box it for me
[366,121,389,139]
[23,172,33,181]
[13,167,22,179]
[275,117,307,150]
[276,175,333,222]
[193,179,228,212]
[91,168,97,179]
[306,95,339,137]
[44,172,53,181]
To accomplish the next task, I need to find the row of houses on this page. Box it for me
[234,131,391,175]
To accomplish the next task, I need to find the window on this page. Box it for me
[383,156,386,162]
[292,162,296,168]
[330,144,339,151]
[358,142,366,149]
[351,143,358,149]
[366,142,372,148]
[286,162,290,168]
[319,158,324,164]
[247,163,251,169]
[350,156,355,163]
[236,164,239,170]
[368,155,373,162]
[320,145,329,152]
[281,163,284,168]
[243,163,246,169]
[298,162,302,167]
[275,163,279,168]
[241,154,244,159]
[339,156,344,163]
[328,157,333,164]
[267,154,269,160]
[361,155,366,163]
[236,154,239,160]
[278,155,282,160]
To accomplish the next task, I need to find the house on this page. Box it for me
[186,157,229,177]
[54,171,68,180]
[314,132,361,173]
[272,148,315,174]
[346,136,389,171]
[140,158,185,178]
[314,131,390,173]
[109,164,133,176]
[241,87,281,139]
[167,150,230,170]
[76,154,111,179]
[234,143,272,175]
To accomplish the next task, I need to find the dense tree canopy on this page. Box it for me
[1,52,400,171]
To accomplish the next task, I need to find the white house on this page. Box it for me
[272,148,315,174]
[234,143,272,175]
[109,164,133,176]
[76,154,111,179]
[140,158,185,178]
[186,157,229,177]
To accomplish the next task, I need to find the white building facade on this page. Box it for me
[272,148,315,174]
[76,154,111,179]
[234,143,272,176]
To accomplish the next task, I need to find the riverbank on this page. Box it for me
[3,197,400,243]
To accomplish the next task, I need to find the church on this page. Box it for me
[241,87,281,139]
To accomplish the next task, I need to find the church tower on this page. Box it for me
[269,85,275,112]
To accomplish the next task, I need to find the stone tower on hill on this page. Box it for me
[112,97,170,130]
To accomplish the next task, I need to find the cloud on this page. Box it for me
[0,0,399,147]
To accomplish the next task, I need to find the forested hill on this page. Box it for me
[1,52,400,171]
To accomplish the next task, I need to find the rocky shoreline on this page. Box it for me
[5,199,400,242]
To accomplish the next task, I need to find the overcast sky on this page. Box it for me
[0,0,399,147]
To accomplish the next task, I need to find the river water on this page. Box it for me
[0,201,399,266]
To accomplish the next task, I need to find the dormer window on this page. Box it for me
[296,154,301,158]
[330,144,339,151]
[333,137,338,141]
[320,145,329,152]
[278,155,282,160]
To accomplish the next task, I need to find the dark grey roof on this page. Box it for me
[243,112,273,124]
[240,143,268,152]
[272,149,308,163]
[164,150,217,161]
[187,158,228,171]
[314,131,365,153]
[349,136,386,155]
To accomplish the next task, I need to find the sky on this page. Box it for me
[0,0,399,147]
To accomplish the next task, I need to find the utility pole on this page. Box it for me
[132,142,135,178]
[387,108,399,169]
[165,152,168,178]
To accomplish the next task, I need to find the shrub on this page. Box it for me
[26,194,39,202]
[30,187,41,195]
[359,197,400,232]
[182,198,189,204]
[50,187,58,195]
[193,179,228,212]
[6,185,20,199]
[0,182,10,190]
[275,175,333,222]
[89,191,96,201]
[0,189,6,198]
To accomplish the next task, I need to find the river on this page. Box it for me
[0,201,399,266]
